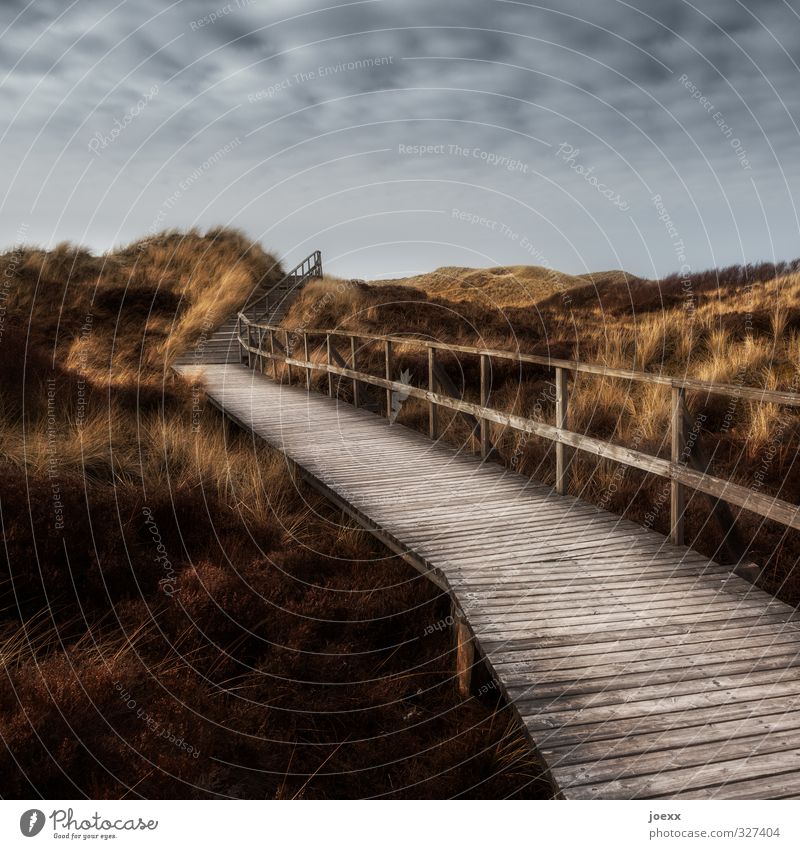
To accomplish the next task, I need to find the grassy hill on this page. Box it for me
[373,263,592,307]
[282,262,800,603]
[4,229,798,798]
[0,230,546,799]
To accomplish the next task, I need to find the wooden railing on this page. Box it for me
[235,319,800,546]
[244,250,322,320]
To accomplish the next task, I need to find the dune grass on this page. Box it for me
[0,230,549,799]
[280,261,800,603]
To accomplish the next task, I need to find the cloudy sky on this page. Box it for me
[1,0,799,279]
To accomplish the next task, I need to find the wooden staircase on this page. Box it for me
[174,251,322,366]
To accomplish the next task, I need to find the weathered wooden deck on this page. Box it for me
[176,361,800,799]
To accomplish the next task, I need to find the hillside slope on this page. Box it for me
[376,263,589,307]
[0,230,547,799]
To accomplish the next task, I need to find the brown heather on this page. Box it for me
[0,229,548,799]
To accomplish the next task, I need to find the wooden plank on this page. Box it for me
[490,628,800,672]
[471,587,788,621]
[483,622,800,667]
[480,613,798,654]
[544,707,800,768]
[523,689,800,750]
[184,363,800,799]
[472,578,767,611]
[555,726,800,790]
[505,651,800,701]
[563,747,800,799]
[472,600,793,639]
[668,770,800,800]
[517,677,800,734]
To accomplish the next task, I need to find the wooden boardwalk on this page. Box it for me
[177,361,800,799]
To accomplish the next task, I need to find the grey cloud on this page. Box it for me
[0,0,798,278]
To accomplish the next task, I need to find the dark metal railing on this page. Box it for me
[243,250,322,321]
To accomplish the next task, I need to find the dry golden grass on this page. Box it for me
[279,259,800,602]
[0,227,282,388]
[0,230,552,799]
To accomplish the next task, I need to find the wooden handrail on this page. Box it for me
[235,317,800,540]
[236,321,800,407]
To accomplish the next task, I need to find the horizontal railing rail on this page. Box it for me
[234,319,800,543]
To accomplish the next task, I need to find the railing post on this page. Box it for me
[453,606,474,699]
[428,346,438,439]
[326,334,334,397]
[480,353,491,459]
[246,324,253,369]
[284,329,292,385]
[384,339,393,418]
[351,335,360,408]
[269,329,276,380]
[671,385,687,545]
[303,332,311,391]
[236,316,244,365]
[555,367,569,495]
[257,327,264,373]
